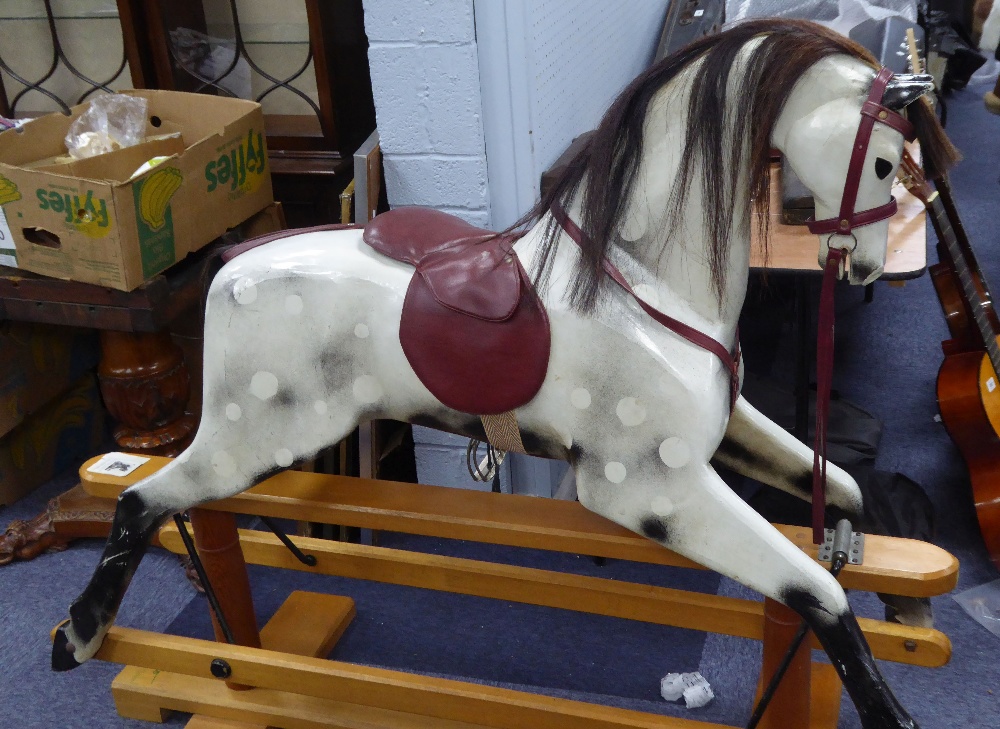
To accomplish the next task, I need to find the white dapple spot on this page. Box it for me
[353,375,383,403]
[285,294,303,315]
[659,437,691,468]
[250,371,279,400]
[314,400,328,415]
[355,323,370,339]
[651,495,674,517]
[570,388,592,409]
[211,450,237,477]
[274,448,294,467]
[233,278,257,305]
[605,462,627,484]
[616,397,646,427]
[225,403,242,421]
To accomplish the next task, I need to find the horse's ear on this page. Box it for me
[882,73,935,110]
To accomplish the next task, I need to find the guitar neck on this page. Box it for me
[927,188,1000,376]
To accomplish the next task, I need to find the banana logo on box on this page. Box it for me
[138,167,183,231]
[0,174,21,206]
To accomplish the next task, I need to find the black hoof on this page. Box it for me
[51,623,82,672]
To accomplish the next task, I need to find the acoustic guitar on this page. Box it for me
[898,150,1000,570]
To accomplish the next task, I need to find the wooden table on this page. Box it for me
[749,164,927,440]
[0,206,283,565]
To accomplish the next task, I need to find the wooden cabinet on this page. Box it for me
[0,0,375,226]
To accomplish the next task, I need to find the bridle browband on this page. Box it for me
[806,67,916,237]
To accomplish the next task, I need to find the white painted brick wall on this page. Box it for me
[363,0,489,226]
[362,1,666,492]
[364,0,493,490]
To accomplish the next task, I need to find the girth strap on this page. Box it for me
[480,411,527,454]
[550,202,741,412]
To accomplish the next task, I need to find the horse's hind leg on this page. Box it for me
[52,408,362,671]
[577,461,916,729]
[52,456,206,669]
[713,394,863,519]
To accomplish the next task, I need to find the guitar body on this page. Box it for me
[910,158,1000,570]
[936,347,1000,570]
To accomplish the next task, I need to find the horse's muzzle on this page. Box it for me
[847,260,883,286]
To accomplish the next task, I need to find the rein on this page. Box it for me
[550,201,741,413]
[808,66,913,544]
[813,247,843,544]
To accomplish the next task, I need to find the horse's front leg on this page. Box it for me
[713,394,864,518]
[575,455,917,729]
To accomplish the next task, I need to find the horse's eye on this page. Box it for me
[874,157,893,180]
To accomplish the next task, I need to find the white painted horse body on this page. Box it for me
[54,21,953,729]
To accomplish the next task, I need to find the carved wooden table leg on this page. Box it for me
[98,330,198,456]
[1,329,199,565]
[0,485,114,565]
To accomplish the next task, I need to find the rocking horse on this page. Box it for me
[52,19,959,729]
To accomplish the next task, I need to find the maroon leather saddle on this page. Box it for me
[364,207,550,415]
[222,209,551,416]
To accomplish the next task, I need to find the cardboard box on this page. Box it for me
[0,90,273,291]
[0,322,99,439]
[0,373,108,507]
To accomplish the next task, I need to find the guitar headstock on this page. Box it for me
[897,149,935,205]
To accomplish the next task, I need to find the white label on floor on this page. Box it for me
[0,206,16,267]
[988,377,996,393]
[87,452,151,477]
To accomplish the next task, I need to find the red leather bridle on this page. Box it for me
[552,68,916,544]
[806,67,916,239]
[810,67,916,543]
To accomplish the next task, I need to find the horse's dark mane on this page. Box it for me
[518,18,959,312]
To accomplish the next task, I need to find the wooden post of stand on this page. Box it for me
[757,598,812,729]
[188,508,261,691]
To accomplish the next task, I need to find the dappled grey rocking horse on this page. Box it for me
[53,20,958,729]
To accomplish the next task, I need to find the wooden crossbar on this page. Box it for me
[156,525,951,668]
[81,455,959,598]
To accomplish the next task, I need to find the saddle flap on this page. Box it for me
[419,245,521,321]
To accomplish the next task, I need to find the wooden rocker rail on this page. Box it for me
[82,455,958,598]
[77,454,960,729]
[154,525,949,667]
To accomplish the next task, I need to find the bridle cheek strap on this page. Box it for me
[806,67,916,237]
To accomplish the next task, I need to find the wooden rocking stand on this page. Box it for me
[75,454,958,729]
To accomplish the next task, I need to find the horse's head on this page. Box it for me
[773,59,934,285]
